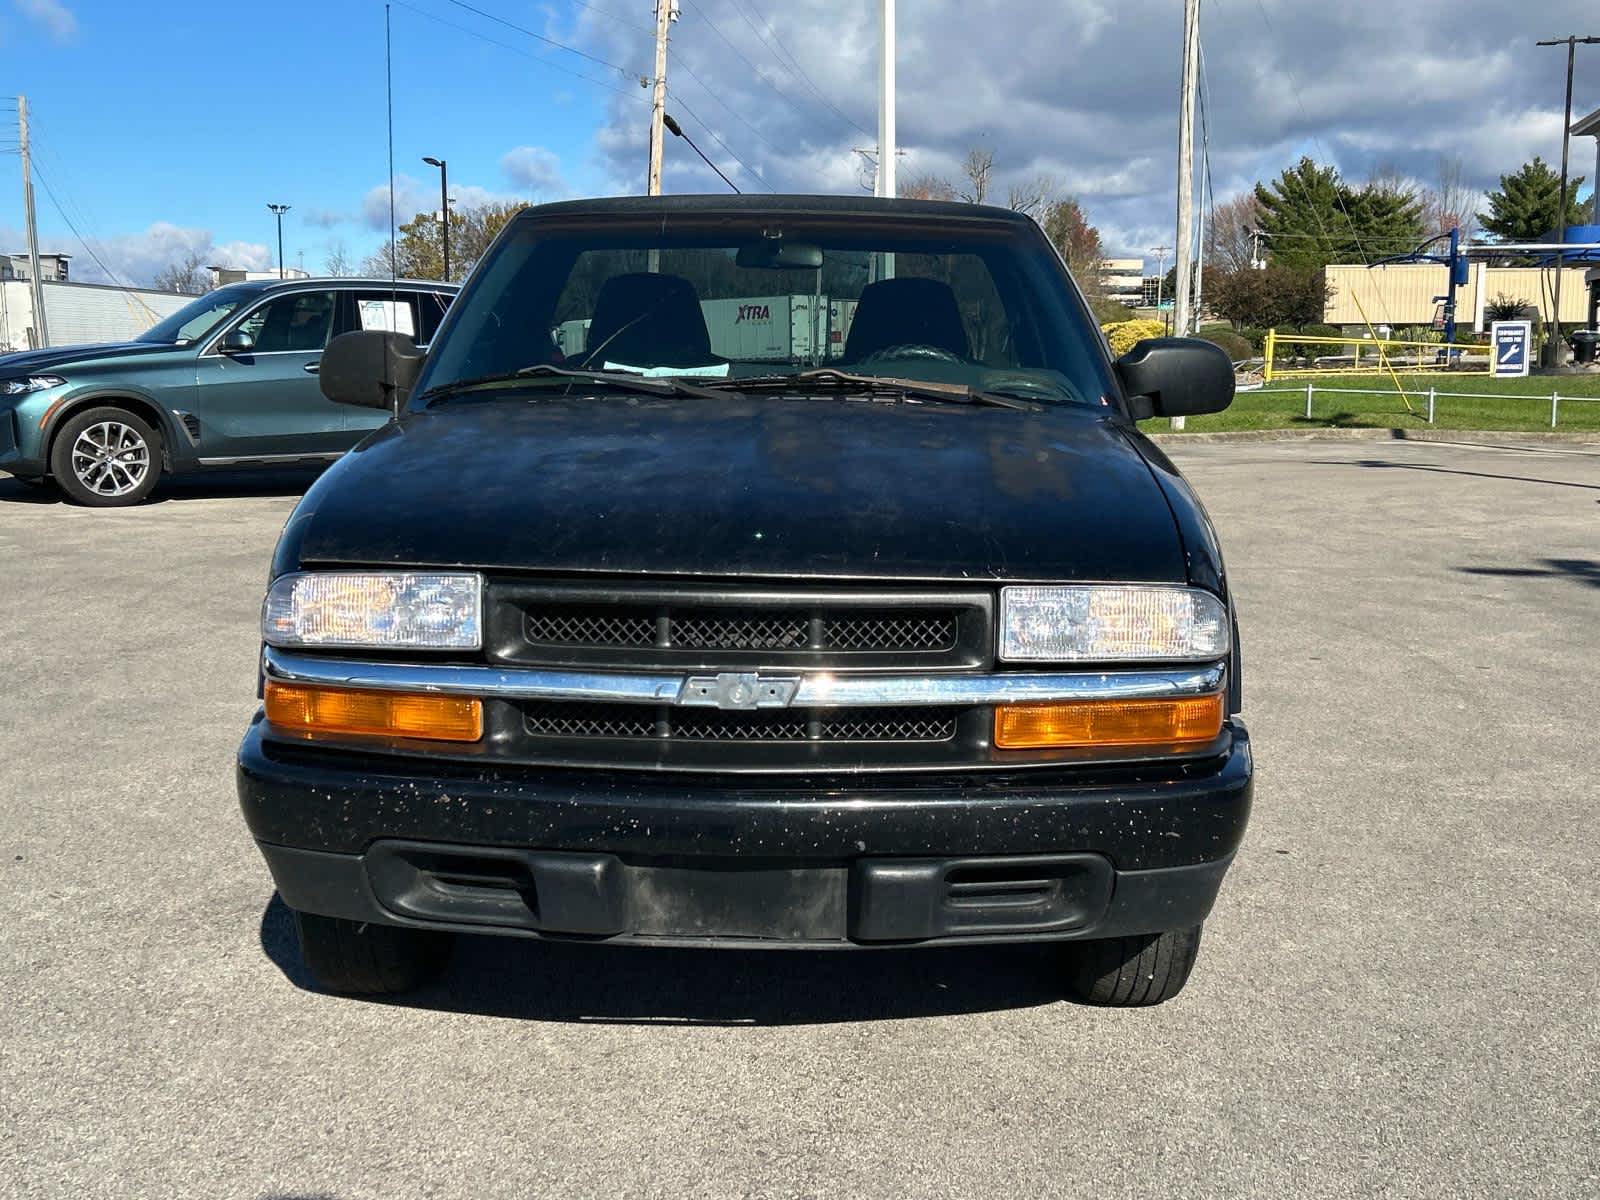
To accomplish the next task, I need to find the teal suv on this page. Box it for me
[0,277,456,506]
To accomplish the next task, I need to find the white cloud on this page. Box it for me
[16,0,76,41]
[501,146,569,197]
[71,223,269,288]
[575,0,1597,258]
[302,207,349,230]
[363,174,525,229]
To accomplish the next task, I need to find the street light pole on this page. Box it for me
[1536,34,1599,365]
[423,157,450,280]
[267,204,290,279]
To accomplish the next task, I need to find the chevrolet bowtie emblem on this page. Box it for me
[679,672,801,710]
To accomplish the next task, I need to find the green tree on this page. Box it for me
[1207,265,1331,330]
[1254,158,1347,271]
[1477,157,1588,243]
[1254,157,1423,270]
[363,199,526,281]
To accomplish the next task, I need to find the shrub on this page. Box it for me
[1087,295,1136,326]
[1235,326,1268,351]
[1101,318,1167,357]
[1195,330,1253,361]
[1485,294,1533,324]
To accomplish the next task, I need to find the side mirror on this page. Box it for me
[218,330,255,355]
[1114,337,1234,419]
[319,330,424,411]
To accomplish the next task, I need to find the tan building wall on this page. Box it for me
[1323,263,1592,330]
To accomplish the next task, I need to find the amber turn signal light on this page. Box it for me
[994,693,1224,751]
[265,680,483,743]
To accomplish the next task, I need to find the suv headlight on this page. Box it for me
[0,374,65,395]
[999,585,1229,662]
[263,572,483,649]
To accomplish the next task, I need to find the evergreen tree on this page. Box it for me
[1254,158,1346,271]
[1477,157,1588,242]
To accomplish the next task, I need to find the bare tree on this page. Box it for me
[1424,155,1478,240]
[1006,174,1056,217]
[958,148,994,206]
[900,172,955,201]
[151,249,209,295]
[323,239,356,277]
[1205,193,1263,274]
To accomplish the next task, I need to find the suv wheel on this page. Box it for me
[1060,925,1203,1007]
[50,406,162,507]
[294,912,453,996]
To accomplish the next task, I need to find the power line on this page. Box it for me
[728,2,870,138]
[392,0,648,101]
[566,0,653,35]
[666,50,787,156]
[674,0,860,142]
[436,0,635,78]
[29,162,161,315]
[664,93,774,191]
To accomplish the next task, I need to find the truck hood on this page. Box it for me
[286,394,1185,584]
[0,341,172,372]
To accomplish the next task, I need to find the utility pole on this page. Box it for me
[18,96,48,348]
[1173,0,1201,340]
[1150,245,1171,315]
[1536,35,1599,366]
[646,0,676,197]
[877,0,896,200]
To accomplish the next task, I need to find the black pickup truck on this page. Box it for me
[237,195,1250,1007]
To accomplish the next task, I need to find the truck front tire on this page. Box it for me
[1060,925,1203,1007]
[294,912,453,996]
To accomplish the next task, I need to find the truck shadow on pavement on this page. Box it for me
[0,467,325,505]
[1458,558,1600,589]
[260,894,1065,1025]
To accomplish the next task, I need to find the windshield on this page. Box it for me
[415,211,1117,408]
[136,286,255,345]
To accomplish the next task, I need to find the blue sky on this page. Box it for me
[0,0,623,280]
[1,0,1596,285]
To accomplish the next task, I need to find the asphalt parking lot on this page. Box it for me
[3,437,1597,1199]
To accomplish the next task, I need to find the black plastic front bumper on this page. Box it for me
[238,717,1252,948]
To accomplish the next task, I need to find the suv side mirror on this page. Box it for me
[218,330,255,355]
[1114,337,1234,420]
[319,330,425,411]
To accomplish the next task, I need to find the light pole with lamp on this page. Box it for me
[422,157,450,280]
[267,204,290,279]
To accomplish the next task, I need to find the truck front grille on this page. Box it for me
[489,582,991,672]
[524,702,960,745]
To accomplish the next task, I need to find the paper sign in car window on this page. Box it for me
[602,361,732,378]
[358,299,416,336]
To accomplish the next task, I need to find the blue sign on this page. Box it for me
[1491,321,1532,378]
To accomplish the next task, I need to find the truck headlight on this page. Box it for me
[999,585,1228,662]
[262,572,483,649]
[0,374,65,395]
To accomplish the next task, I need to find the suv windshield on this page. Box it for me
[136,286,255,345]
[416,210,1116,408]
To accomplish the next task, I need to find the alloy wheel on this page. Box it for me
[69,420,151,499]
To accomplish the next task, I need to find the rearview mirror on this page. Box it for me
[319,330,424,411]
[735,239,824,270]
[1114,337,1234,419]
[218,330,255,355]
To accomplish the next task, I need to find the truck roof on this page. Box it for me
[515,194,1036,226]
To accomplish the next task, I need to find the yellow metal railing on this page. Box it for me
[1262,329,1489,382]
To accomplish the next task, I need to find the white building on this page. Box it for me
[0,279,193,353]
[2,252,72,282]
[1097,258,1144,306]
[208,266,309,287]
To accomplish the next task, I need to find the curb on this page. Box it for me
[1148,428,1600,448]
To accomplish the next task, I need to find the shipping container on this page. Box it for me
[552,296,858,364]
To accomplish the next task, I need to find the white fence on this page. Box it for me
[1244,383,1600,428]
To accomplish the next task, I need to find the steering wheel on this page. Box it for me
[856,343,966,366]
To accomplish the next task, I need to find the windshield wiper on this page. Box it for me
[418,364,733,404]
[707,368,1037,411]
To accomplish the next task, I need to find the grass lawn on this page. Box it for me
[1164,371,1600,434]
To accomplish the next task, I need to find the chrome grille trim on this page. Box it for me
[262,648,1224,707]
